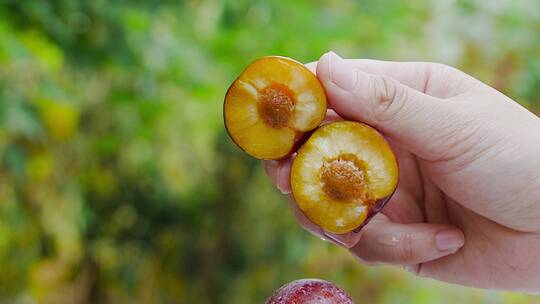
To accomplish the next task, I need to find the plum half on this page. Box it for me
[291,121,398,234]
[266,279,354,304]
[224,56,327,160]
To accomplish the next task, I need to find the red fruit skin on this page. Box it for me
[266,279,354,304]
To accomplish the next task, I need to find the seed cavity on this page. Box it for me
[258,83,295,128]
[320,154,373,204]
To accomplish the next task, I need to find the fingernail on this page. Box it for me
[276,159,292,194]
[319,234,343,247]
[274,165,290,195]
[277,185,291,195]
[263,160,279,179]
[323,235,347,247]
[328,51,357,91]
[436,229,464,252]
[275,164,284,193]
[263,160,281,191]
[264,160,289,194]
[323,232,353,248]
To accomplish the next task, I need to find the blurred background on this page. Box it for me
[0,0,539,303]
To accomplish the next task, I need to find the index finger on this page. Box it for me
[307,58,475,98]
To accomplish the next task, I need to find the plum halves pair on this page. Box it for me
[224,56,398,234]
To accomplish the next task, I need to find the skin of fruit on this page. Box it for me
[265,279,354,304]
[291,121,399,234]
[223,56,327,160]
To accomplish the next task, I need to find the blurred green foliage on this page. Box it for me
[0,0,539,303]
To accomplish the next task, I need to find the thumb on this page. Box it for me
[317,52,469,160]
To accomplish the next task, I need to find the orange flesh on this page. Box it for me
[259,83,295,129]
[223,56,327,159]
[291,121,398,234]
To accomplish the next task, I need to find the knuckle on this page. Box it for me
[426,62,452,72]
[396,232,417,262]
[369,75,408,122]
[424,62,475,96]
[425,62,459,78]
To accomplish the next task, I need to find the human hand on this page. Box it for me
[263,51,540,292]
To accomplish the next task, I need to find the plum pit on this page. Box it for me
[259,83,295,129]
[321,154,373,204]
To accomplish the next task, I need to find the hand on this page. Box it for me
[263,51,540,292]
